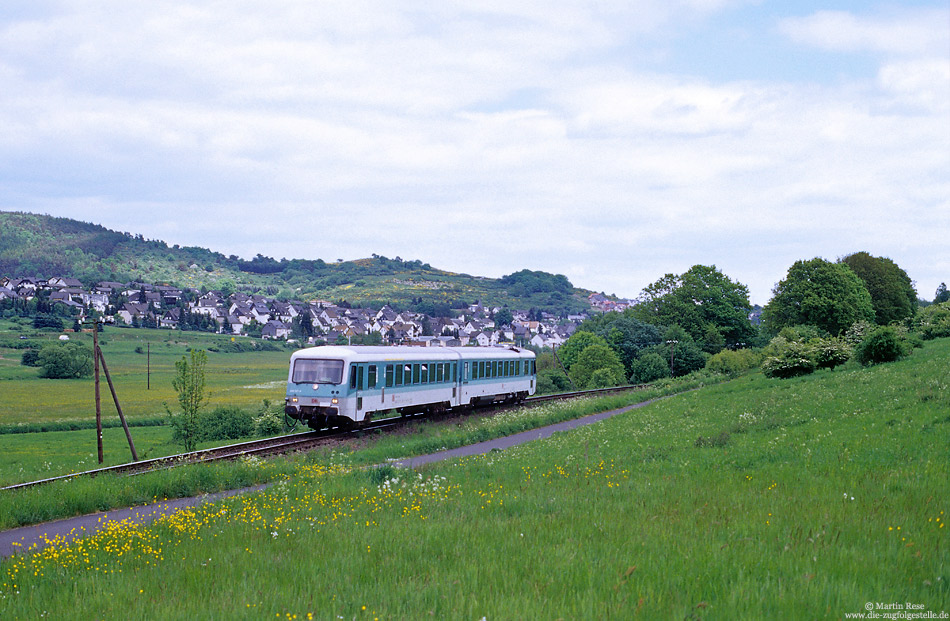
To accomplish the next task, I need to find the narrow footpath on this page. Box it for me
[0,397,657,558]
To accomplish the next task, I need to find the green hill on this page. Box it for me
[0,210,591,315]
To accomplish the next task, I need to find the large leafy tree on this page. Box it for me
[37,342,94,379]
[556,331,608,372]
[574,312,662,375]
[840,252,917,324]
[762,258,875,335]
[630,265,755,349]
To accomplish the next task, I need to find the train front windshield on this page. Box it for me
[292,359,345,384]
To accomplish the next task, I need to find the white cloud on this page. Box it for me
[0,1,947,304]
[778,8,949,57]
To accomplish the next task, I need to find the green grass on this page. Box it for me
[1,339,947,619]
[0,322,290,426]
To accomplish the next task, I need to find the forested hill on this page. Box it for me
[0,211,592,316]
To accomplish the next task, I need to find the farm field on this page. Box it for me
[0,321,290,426]
[0,338,947,618]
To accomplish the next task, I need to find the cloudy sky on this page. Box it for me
[1,1,947,304]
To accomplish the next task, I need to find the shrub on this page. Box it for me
[198,406,254,442]
[917,303,950,340]
[587,367,624,389]
[761,338,816,379]
[855,326,906,366]
[706,348,760,377]
[20,349,41,367]
[630,353,669,384]
[32,314,65,330]
[810,337,852,371]
[253,400,285,437]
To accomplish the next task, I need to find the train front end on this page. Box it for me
[284,348,349,429]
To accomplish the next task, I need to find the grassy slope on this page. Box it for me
[0,339,947,618]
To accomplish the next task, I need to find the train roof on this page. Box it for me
[289,345,535,362]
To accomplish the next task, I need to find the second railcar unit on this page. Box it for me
[284,345,536,428]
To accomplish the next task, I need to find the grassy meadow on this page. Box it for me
[0,320,290,426]
[0,320,292,484]
[0,338,946,618]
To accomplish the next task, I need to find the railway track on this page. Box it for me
[2,384,645,492]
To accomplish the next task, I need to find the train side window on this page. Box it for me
[464,362,469,380]
[396,365,404,386]
[385,365,394,388]
[356,365,364,390]
[412,364,420,384]
[368,365,377,388]
[479,361,485,378]
[452,362,458,382]
[420,364,428,383]
[349,367,357,389]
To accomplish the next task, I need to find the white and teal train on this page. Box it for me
[284,345,537,429]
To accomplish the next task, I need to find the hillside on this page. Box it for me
[0,211,592,315]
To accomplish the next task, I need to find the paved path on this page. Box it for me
[0,397,657,558]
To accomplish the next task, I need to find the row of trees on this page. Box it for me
[543,253,943,390]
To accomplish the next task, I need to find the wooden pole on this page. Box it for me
[93,325,103,464]
[97,348,139,461]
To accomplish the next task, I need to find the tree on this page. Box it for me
[37,342,94,379]
[762,258,875,336]
[168,349,209,451]
[630,265,755,348]
[556,332,608,371]
[935,283,949,304]
[569,343,625,389]
[494,307,513,328]
[630,352,668,383]
[576,312,662,376]
[840,252,917,324]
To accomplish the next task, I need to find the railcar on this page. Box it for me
[284,345,537,429]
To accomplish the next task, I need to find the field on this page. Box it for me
[0,338,947,618]
[0,320,290,425]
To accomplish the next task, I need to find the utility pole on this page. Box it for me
[91,321,139,462]
[93,322,103,464]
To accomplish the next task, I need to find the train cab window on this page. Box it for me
[385,365,394,388]
[368,365,377,389]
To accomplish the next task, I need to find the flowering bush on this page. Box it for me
[855,326,906,366]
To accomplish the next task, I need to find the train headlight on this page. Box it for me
[289,397,298,404]
[331,398,339,405]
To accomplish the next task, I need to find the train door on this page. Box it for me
[349,364,365,419]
